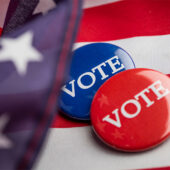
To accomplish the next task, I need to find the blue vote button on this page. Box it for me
[59,43,135,120]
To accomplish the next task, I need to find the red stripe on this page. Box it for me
[51,112,90,128]
[0,28,2,36]
[77,0,170,42]
[140,166,170,170]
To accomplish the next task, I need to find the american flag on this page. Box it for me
[0,0,82,169]
[0,0,170,170]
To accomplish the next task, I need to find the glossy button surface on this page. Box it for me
[59,43,135,120]
[91,68,170,152]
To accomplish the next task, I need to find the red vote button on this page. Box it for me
[91,68,170,152]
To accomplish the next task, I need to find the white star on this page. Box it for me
[0,31,43,75]
[0,114,13,149]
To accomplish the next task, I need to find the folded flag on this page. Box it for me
[0,0,82,170]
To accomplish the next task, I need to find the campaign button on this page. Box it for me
[59,43,135,120]
[91,68,170,152]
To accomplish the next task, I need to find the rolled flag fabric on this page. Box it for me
[2,0,40,34]
[0,0,82,170]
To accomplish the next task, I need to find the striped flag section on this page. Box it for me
[36,1,170,170]
[77,0,170,42]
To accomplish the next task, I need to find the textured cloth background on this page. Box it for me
[0,0,170,170]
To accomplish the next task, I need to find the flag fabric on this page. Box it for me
[0,0,82,170]
[35,1,170,170]
[0,0,170,170]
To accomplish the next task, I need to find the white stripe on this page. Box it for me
[74,35,170,74]
[33,0,56,14]
[83,0,122,9]
[35,127,170,170]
